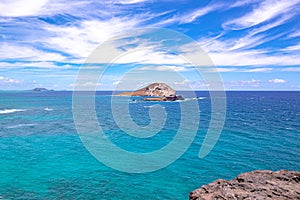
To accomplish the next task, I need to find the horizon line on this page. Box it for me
[1,89,300,92]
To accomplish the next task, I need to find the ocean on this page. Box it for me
[0,91,299,199]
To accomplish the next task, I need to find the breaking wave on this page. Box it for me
[0,109,26,114]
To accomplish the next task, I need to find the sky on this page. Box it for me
[0,0,300,90]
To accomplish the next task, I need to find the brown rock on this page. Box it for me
[117,83,176,97]
[190,170,300,200]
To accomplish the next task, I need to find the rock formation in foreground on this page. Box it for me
[190,170,300,200]
[117,83,184,101]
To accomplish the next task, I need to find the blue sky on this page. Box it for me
[0,0,300,90]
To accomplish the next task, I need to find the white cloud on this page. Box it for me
[282,44,300,51]
[0,44,66,61]
[194,35,300,66]
[32,80,43,88]
[206,51,300,66]
[112,80,120,86]
[188,10,298,67]
[138,65,188,72]
[69,82,102,87]
[178,3,223,24]
[243,68,273,72]
[188,80,210,89]
[289,30,300,38]
[0,0,48,17]
[224,14,295,51]
[154,3,223,26]
[0,0,299,77]
[281,67,300,72]
[229,79,261,87]
[0,0,93,17]
[249,13,296,36]
[115,48,188,65]
[269,78,287,83]
[229,0,261,8]
[0,76,22,84]
[216,68,238,72]
[174,79,189,85]
[224,0,300,30]
[228,34,266,51]
[172,79,209,90]
[0,61,70,69]
[113,0,149,4]
[44,17,150,58]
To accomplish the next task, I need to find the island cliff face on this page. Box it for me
[117,83,176,97]
[189,170,300,200]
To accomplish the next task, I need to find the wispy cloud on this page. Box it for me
[186,41,300,66]
[243,68,273,72]
[69,82,102,87]
[227,79,261,88]
[269,78,287,83]
[0,0,91,17]
[289,30,300,38]
[42,15,157,59]
[113,0,150,4]
[154,2,223,26]
[209,51,299,66]
[229,0,261,8]
[282,44,300,51]
[178,3,223,24]
[138,65,188,72]
[0,76,22,84]
[193,26,300,67]
[281,67,300,72]
[0,0,299,90]
[0,43,66,61]
[224,0,300,30]
[0,0,48,17]
[0,61,71,69]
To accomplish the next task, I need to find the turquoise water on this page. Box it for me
[0,91,299,199]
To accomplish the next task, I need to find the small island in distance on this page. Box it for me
[32,88,53,92]
[117,82,184,101]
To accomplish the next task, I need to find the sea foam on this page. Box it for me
[0,109,26,114]
[7,124,35,129]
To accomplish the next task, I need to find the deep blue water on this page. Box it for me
[0,91,299,199]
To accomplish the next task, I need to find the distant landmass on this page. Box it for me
[32,88,52,92]
[117,83,184,101]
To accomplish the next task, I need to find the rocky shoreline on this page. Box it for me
[190,170,300,200]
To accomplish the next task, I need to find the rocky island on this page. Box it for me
[189,170,300,200]
[117,83,184,101]
[32,88,51,92]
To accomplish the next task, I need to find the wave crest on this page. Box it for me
[0,109,26,114]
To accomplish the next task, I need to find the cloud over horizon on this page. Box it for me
[0,0,299,90]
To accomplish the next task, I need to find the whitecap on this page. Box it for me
[143,105,165,108]
[177,97,206,102]
[0,109,26,114]
[7,124,35,129]
[44,107,53,111]
[143,105,154,108]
